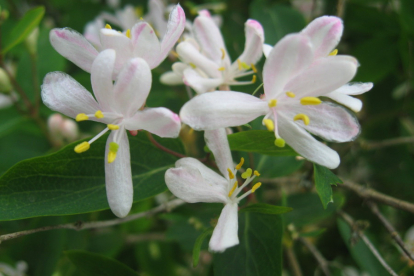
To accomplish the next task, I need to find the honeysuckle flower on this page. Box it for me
[41,49,181,217]
[165,128,262,252]
[180,31,362,169]
[51,4,185,77]
[160,11,264,94]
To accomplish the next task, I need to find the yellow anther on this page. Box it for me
[76,113,89,122]
[105,24,112,29]
[251,182,262,193]
[227,168,235,179]
[228,181,238,197]
[74,141,90,153]
[300,97,321,105]
[95,110,104,118]
[263,119,274,131]
[218,67,225,71]
[126,29,131,38]
[220,48,225,60]
[108,142,119,163]
[241,168,252,179]
[268,99,277,107]
[286,91,296,98]
[329,49,338,56]
[237,59,242,70]
[107,124,120,130]
[254,170,260,176]
[275,138,286,148]
[251,63,257,73]
[235,157,244,170]
[171,50,179,58]
[294,114,310,125]
[135,7,143,17]
[108,151,117,163]
[241,62,250,70]
[189,63,196,69]
[252,75,257,83]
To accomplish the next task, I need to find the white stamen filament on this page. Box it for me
[88,127,110,144]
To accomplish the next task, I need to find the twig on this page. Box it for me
[285,245,303,276]
[146,132,187,159]
[366,201,414,262]
[252,83,263,96]
[360,136,414,150]
[30,53,41,115]
[0,199,185,243]
[299,237,331,276]
[340,180,414,214]
[126,232,165,243]
[336,0,346,18]
[338,211,398,276]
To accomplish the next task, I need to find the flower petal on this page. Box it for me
[50,28,98,73]
[183,68,222,94]
[84,18,104,48]
[124,107,181,138]
[100,29,133,75]
[180,91,267,130]
[145,0,168,36]
[91,49,116,112]
[113,57,152,117]
[325,92,363,112]
[131,22,161,68]
[41,72,100,119]
[263,43,273,58]
[235,19,264,65]
[278,113,340,169]
[209,203,239,252]
[165,157,228,203]
[105,130,133,218]
[284,55,358,97]
[263,34,313,99]
[301,16,343,59]
[160,71,183,85]
[204,129,233,178]
[333,82,373,95]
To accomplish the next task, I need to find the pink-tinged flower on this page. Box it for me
[165,128,262,252]
[161,11,264,94]
[180,31,361,169]
[41,49,181,217]
[50,4,186,77]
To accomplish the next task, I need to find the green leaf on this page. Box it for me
[192,227,213,267]
[228,130,296,156]
[66,250,139,276]
[239,203,293,215]
[313,164,342,209]
[299,228,326,237]
[0,133,184,221]
[256,155,304,178]
[2,6,45,54]
[213,212,283,276]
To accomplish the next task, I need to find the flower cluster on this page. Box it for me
[42,0,372,253]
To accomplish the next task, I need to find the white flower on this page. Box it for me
[165,128,262,252]
[0,261,27,276]
[41,49,181,217]
[180,29,361,169]
[50,4,186,77]
[161,11,264,94]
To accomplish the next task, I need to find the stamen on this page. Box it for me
[95,110,104,118]
[126,29,131,38]
[227,168,235,179]
[235,157,244,170]
[237,59,242,70]
[107,142,119,163]
[74,141,90,153]
[218,67,225,71]
[268,99,277,107]
[228,181,238,197]
[254,170,260,176]
[300,97,321,105]
[107,124,120,130]
[263,119,274,131]
[220,48,225,60]
[329,49,338,56]
[241,62,250,70]
[251,182,262,193]
[105,24,112,29]
[76,113,89,122]
[171,50,179,58]
[294,114,310,125]
[241,168,252,179]
[274,138,285,148]
[189,63,196,69]
[251,64,257,73]
[252,75,257,83]
[286,91,296,98]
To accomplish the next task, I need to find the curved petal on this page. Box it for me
[209,203,239,252]
[41,72,100,119]
[326,92,363,112]
[160,71,183,85]
[263,34,313,99]
[204,129,233,178]
[105,130,133,218]
[84,18,104,48]
[131,22,161,68]
[50,28,98,73]
[91,49,116,112]
[284,55,358,97]
[124,107,181,138]
[116,5,138,29]
[146,0,168,36]
[183,68,222,94]
[99,29,133,75]
[235,19,264,65]
[172,62,189,75]
[301,16,343,59]
[280,102,360,142]
[180,91,268,130]
[278,113,340,169]
[113,57,152,117]
[333,82,373,95]
[263,44,273,58]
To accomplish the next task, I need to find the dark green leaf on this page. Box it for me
[256,155,304,178]
[214,212,283,276]
[192,227,213,267]
[313,164,342,209]
[239,203,293,215]
[66,250,138,276]
[0,133,184,221]
[228,130,296,156]
[2,6,45,54]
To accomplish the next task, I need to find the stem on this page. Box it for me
[336,0,346,18]
[126,232,165,243]
[0,199,184,243]
[285,245,303,276]
[252,83,263,96]
[299,237,331,276]
[146,132,187,159]
[360,136,414,150]
[30,53,41,115]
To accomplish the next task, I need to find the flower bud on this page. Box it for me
[0,68,12,94]
[61,119,79,142]
[48,114,80,145]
